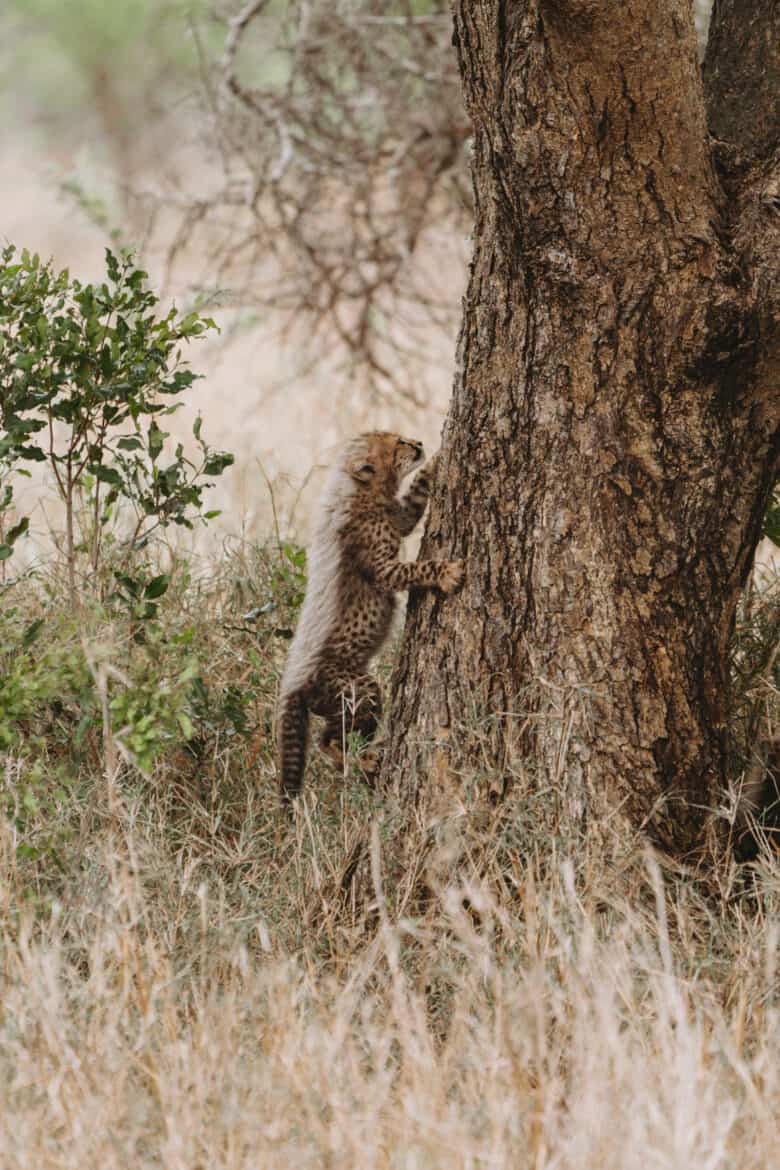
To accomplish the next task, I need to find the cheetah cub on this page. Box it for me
[276,431,463,802]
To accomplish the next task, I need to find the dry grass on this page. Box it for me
[0,548,778,1170]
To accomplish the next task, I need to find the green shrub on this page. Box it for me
[0,607,93,752]
[0,245,233,601]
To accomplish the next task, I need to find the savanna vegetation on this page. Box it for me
[0,2,778,1167]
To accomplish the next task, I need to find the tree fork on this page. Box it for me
[381,0,779,857]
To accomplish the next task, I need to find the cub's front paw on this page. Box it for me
[357,748,381,788]
[439,560,464,594]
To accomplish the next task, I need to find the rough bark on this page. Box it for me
[382,0,780,857]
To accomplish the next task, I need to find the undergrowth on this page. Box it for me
[0,542,778,1168]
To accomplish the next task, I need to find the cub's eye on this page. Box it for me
[348,458,376,484]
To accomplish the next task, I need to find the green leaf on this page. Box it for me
[144,573,170,600]
[763,490,780,548]
[5,517,29,546]
[92,465,123,487]
[282,542,306,570]
[22,617,45,648]
[16,446,46,463]
[203,451,235,476]
[105,249,120,283]
[179,311,202,335]
[148,421,165,461]
[177,711,195,740]
[178,661,199,684]
[114,572,140,599]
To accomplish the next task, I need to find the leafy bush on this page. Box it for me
[109,653,199,774]
[0,243,249,792]
[0,607,92,752]
[0,245,233,600]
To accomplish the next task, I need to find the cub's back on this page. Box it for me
[279,461,358,698]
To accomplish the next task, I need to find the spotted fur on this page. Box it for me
[277,432,463,801]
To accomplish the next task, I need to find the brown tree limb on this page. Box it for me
[704,0,780,412]
[704,0,780,166]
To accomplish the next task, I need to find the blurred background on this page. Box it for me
[1,0,715,547]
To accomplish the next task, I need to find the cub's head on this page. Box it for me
[344,431,425,495]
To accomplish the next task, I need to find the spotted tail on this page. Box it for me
[277,690,310,802]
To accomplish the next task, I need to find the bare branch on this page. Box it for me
[164,0,472,402]
[220,0,273,91]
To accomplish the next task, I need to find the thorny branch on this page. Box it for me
[165,1,472,402]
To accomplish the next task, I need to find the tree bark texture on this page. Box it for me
[383,0,779,856]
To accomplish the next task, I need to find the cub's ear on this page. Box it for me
[347,458,375,484]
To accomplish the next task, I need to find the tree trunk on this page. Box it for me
[383,0,779,857]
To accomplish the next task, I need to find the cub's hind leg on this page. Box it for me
[319,674,382,782]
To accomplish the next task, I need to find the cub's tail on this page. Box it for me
[276,689,310,802]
